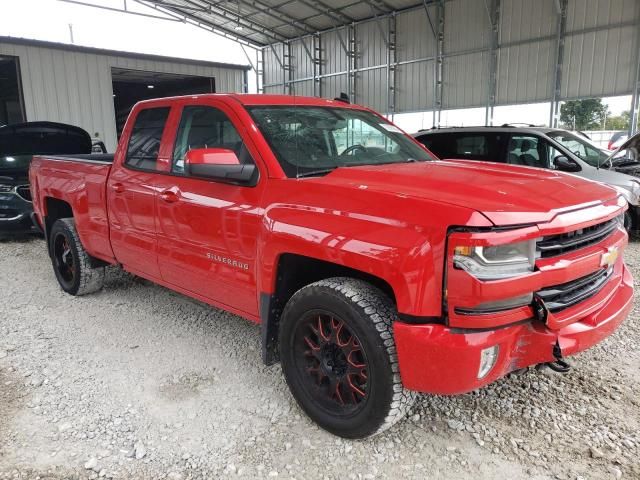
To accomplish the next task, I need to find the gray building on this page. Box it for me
[0,36,249,152]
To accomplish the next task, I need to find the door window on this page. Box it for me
[417,133,503,161]
[172,106,245,174]
[506,135,548,168]
[125,107,170,171]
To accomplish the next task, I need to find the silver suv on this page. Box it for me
[414,126,640,231]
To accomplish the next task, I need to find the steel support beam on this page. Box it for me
[386,13,396,116]
[484,0,500,125]
[348,24,357,102]
[59,0,182,21]
[549,0,568,128]
[169,0,288,43]
[286,41,293,94]
[230,0,315,37]
[313,34,322,97]
[433,0,444,127]
[630,19,640,136]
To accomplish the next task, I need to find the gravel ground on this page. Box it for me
[0,237,638,480]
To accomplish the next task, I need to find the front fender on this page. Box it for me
[258,202,441,317]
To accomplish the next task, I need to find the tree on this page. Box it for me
[560,98,608,130]
[606,110,640,131]
[606,111,630,131]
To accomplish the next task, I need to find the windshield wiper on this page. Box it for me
[296,167,337,178]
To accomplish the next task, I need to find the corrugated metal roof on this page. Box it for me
[0,36,250,70]
[141,0,431,46]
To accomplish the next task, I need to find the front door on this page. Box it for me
[154,102,264,316]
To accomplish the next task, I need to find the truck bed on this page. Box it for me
[30,154,116,263]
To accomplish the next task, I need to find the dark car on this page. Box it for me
[0,121,93,237]
[413,126,640,231]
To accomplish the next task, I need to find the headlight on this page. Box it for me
[453,239,537,280]
[614,184,639,206]
[631,180,640,202]
[0,184,13,193]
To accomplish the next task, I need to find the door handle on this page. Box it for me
[111,182,125,193]
[160,190,180,203]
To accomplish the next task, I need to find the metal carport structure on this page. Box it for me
[67,0,640,133]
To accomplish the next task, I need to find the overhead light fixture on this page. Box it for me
[234,0,243,31]
[147,85,154,89]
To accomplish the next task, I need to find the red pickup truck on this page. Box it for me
[30,94,633,439]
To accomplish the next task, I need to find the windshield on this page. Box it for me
[547,131,609,167]
[248,106,434,177]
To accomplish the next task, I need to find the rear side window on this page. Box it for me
[507,135,548,169]
[417,133,503,161]
[125,107,170,171]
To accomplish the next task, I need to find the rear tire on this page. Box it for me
[49,218,104,296]
[279,277,415,438]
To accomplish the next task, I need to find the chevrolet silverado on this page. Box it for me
[30,94,633,438]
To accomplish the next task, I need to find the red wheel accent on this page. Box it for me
[300,313,369,411]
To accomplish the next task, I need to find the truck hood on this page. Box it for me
[316,160,619,225]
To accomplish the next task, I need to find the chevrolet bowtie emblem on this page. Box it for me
[600,246,619,268]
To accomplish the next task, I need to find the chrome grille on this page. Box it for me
[536,268,613,312]
[15,185,32,202]
[537,218,619,258]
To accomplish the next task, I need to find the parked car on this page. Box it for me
[30,94,633,438]
[414,127,640,231]
[606,132,640,169]
[608,131,628,151]
[0,121,93,237]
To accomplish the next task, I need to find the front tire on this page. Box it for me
[49,218,105,296]
[279,277,415,438]
[624,210,634,233]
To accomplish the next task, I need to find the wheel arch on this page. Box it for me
[43,197,74,245]
[260,253,399,365]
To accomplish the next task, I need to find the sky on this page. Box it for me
[0,0,633,134]
[0,0,257,66]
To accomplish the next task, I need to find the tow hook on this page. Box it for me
[546,340,571,373]
[531,294,548,323]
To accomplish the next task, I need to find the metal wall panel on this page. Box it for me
[496,39,555,104]
[566,0,639,32]
[259,0,640,117]
[320,74,349,101]
[290,37,315,79]
[562,24,638,99]
[395,60,435,112]
[0,40,245,152]
[322,29,350,74]
[499,0,556,44]
[356,68,387,112]
[396,7,437,62]
[263,44,285,88]
[443,52,489,109]
[444,0,490,54]
[357,19,388,69]
[290,80,315,97]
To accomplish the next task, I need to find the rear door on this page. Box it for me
[107,106,172,280]
[153,100,265,316]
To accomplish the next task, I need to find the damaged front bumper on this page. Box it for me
[393,264,633,395]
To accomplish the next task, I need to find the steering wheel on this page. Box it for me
[341,144,367,156]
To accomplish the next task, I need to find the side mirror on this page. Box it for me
[185,148,257,185]
[553,155,581,172]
